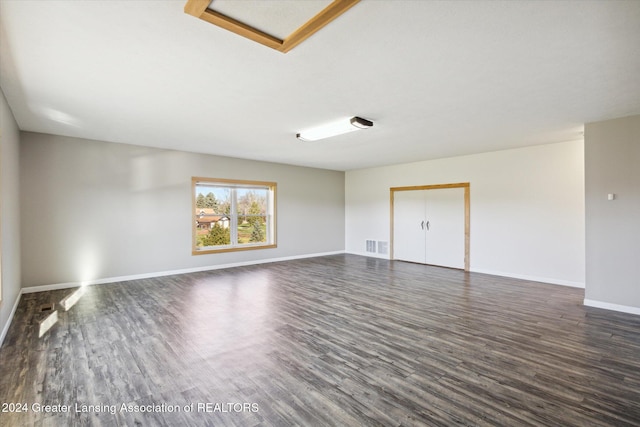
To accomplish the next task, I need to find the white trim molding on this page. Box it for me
[0,292,22,348]
[583,299,640,316]
[470,268,584,288]
[21,251,345,294]
[347,253,585,288]
[345,250,390,260]
[3,251,343,347]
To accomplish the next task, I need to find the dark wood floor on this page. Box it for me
[1,254,639,426]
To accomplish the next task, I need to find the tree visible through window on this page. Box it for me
[192,178,276,254]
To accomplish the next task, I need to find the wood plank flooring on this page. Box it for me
[1,254,639,426]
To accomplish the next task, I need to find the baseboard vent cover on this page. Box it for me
[39,303,55,313]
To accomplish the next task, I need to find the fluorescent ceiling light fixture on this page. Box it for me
[296,116,373,141]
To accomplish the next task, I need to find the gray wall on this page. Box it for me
[0,88,21,340]
[585,114,640,309]
[20,132,345,288]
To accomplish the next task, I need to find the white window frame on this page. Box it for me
[192,177,277,255]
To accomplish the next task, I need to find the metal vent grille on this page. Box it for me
[39,303,55,312]
[377,241,388,255]
[365,240,377,253]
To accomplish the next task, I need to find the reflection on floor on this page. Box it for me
[1,254,639,426]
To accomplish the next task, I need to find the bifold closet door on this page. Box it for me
[393,190,426,264]
[393,187,465,269]
[424,188,465,269]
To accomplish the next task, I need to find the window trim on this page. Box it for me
[191,177,277,255]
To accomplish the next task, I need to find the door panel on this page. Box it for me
[393,190,426,263]
[424,188,465,269]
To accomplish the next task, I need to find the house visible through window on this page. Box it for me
[192,178,276,254]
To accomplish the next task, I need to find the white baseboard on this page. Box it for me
[583,299,640,316]
[345,251,389,260]
[21,250,346,294]
[0,291,22,348]
[469,268,584,288]
[348,252,585,289]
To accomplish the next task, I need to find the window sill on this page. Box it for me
[192,243,277,255]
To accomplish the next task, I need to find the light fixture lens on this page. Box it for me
[296,116,373,141]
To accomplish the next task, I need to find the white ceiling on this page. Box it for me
[208,0,333,40]
[1,0,639,171]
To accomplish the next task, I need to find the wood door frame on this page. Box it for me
[390,182,470,271]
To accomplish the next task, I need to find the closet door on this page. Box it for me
[393,190,426,263]
[424,188,465,269]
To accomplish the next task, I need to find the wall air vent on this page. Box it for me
[365,240,377,253]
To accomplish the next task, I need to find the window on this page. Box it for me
[192,177,276,254]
